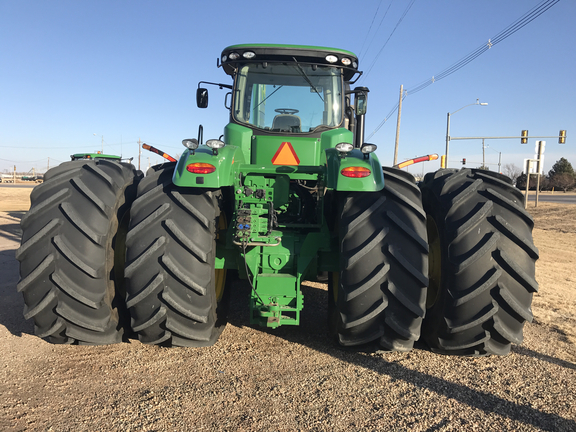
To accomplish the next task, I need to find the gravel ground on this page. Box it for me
[1,204,575,431]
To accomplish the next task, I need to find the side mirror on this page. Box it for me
[355,91,367,116]
[197,88,209,108]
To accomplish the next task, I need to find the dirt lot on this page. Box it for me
[1,186,575,431]
[0,185,33,212]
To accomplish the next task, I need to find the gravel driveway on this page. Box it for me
[1,210,575,431]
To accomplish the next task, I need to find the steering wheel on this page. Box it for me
[275,108,299,115]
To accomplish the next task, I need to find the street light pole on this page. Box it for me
[445,99,488,168]
[445,112,451,168]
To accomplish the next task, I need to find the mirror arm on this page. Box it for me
[198,81,232,90]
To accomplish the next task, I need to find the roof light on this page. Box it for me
[352,61,358,68]
[341,57,351,66]
[182,138,199,150]
[206,139,225,149]
[325,55,338,63]
[335,142,354,153]
[186,163,216,174]
[341,167,371,178]
[242,51,256,59]
[228,52,240,60]
[221,55,227,62]
[361,143,377,154]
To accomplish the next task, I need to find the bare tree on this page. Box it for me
[503,163,522,185]
[550,173,575,192]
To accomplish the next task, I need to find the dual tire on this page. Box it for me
[16,159,141,344]
[330,167,428,351]
[17,161,231,347]
[331,167,538,356]
[420,168,538,356]
[124,163,230,347]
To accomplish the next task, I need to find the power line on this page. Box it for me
[367,0,560,139]
[362,0,416,81]
[359,0,395,60]
[358,0,386,59]
[405,0,559,95]
[367,93,406,140]
[0,157,51,163]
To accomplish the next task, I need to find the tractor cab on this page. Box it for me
[197,45,369,157]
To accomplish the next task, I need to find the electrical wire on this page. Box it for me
[366,93,405,140]
[405,0,559,96]
[362,0,416,81]
[358,0,384,58]
[0,157,50,163]
[367,0,560,139]
[241,241,265,306]
[359,0,393,60]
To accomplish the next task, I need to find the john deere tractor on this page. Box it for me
[70,153,122,161]
[17,44,538,356]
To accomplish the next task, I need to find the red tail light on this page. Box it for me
[341,166,371,178]
[186,163,216,174]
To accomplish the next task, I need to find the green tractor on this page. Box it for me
[70,152,122,161]
[17,44,538,356]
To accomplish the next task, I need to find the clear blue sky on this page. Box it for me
[1,0,574,176]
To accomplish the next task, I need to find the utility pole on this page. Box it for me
[393,85,403,166]
[101,135,104,153]
[482,139,486,168]
[138,138,142,171]
[47,157,50,171]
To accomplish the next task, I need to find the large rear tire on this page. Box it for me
[420,168,539,356]
[124,163,230,347]
[16,159,141,344]
[330,168,428,351]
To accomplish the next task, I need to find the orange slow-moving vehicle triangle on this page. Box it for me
[271,142,300,166]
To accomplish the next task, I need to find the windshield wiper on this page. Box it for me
[254,85,284,110]
[292,57,324,103]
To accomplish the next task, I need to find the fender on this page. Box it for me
[325,148,385,192]
[172,145,246,188]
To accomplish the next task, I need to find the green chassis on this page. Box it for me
[173,44,383,328]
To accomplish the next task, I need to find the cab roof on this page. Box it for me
[220,44,360,81]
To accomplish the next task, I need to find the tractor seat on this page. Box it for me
[271,114,301,133]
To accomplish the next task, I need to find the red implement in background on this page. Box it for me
[142,143,176,162]
[395,154,439,169]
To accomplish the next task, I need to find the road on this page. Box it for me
[0,183,36,189]
[526,193,576,204]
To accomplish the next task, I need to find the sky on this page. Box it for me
[1,0,574,176]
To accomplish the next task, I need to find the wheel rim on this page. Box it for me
[426,216,442,308]
[214,211,227,302]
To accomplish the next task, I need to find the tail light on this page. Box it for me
[186,163,216,174]
[341,166,371,178]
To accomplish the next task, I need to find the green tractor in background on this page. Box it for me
[17,44,538,356]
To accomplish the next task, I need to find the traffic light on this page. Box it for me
[559,130,566,144]
[521,130,528,144]
[462,158,466,165]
